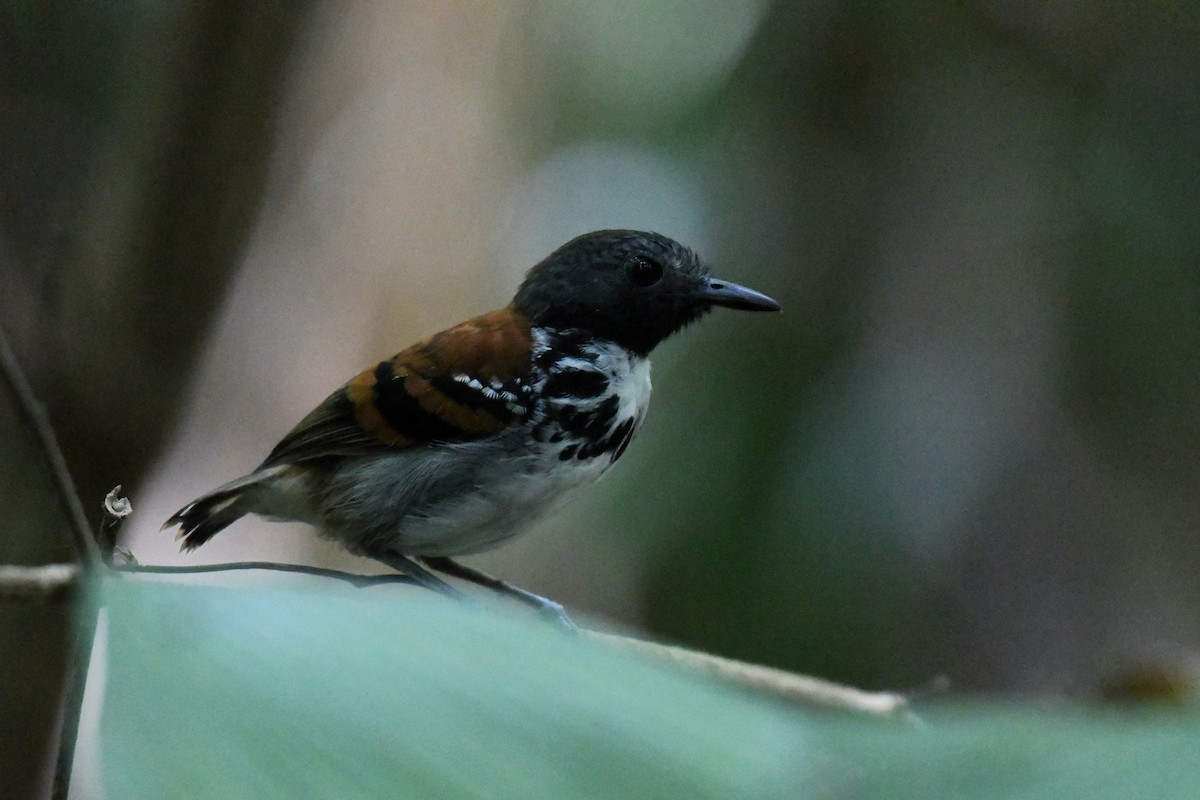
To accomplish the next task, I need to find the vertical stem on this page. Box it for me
[0,327,100,800]
[0,331,99,564]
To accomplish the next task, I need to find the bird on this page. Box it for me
[164,230,780,628]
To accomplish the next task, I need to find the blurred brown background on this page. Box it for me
[4,8,1200,791]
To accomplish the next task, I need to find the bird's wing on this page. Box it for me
[259,308,536,467]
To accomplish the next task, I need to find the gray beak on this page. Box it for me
[701,278,781,312]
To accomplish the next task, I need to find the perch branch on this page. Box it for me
[106,547,906,716]
[111,561,417,588]
[585,631,913,718]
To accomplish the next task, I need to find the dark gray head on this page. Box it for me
[512,230,779,356]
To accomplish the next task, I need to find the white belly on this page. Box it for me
[396,450,614,555]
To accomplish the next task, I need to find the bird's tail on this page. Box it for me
[162,472,269,551]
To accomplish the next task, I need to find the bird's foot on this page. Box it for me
[420,556,577,632]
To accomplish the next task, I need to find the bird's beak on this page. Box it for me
[701,278,781,312]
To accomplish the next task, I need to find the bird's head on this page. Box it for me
[512,230,779,357]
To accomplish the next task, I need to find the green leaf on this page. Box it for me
[96,576,810,798]
[95,576,1200,798]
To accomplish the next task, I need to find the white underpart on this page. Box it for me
[342,330,653,557]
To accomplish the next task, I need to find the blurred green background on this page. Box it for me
[4,8,1200,791]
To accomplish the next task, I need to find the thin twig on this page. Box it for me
[584,631,914,719]
[0,564,80,602]
[0,326,99,565]
[111,561,416,589]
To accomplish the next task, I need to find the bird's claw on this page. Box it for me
[537,599,577,633]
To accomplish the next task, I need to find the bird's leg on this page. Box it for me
[420,556,577,631]
[373,551,475,604]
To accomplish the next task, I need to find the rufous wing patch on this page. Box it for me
[347,307,535,447]
[421,307,534,380]
[346,366,414,447]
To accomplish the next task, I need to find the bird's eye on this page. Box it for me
[626,256,663,287]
